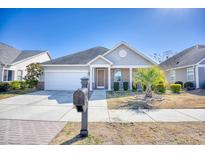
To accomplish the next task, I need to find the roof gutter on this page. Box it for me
[164,64,196,71]
[42,64,89,67]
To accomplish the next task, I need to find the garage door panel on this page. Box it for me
[45,72,88,90]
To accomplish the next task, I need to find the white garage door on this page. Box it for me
[44,71,88,90]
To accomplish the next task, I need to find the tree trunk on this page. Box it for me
[144,85,152,99]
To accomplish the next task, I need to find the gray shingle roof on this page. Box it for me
[160,45,205,70]
[0,42,47,65]
[43,46,109,65]
[0,42,21,65]
[12,50,46,63]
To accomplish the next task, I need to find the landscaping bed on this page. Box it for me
[106,89,205,109]
[50,122,205,145]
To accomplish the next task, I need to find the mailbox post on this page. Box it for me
[73,77,89,137]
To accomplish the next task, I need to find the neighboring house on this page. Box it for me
[43,42,156,91]
[160,45,205,89]
[0,42,51,82]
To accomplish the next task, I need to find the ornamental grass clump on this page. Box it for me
[135,66,166,98]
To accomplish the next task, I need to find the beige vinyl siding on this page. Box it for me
[165,67,196,86]
[198,67,205,88]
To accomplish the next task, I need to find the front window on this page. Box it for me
[114,69,122,82]
[187,67,194,81]
[3,70,14,81]
[170,70,175,83]
[17,70,23,81]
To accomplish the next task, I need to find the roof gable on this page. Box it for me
[0,42,21,65]
[0,42,49,65]
[12,50,47,64]
[103,43,156,66]
[88,55,113,65]
[103,42,157,65]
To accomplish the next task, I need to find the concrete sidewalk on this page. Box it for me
[0,90,205,122]
[61,90,205,122]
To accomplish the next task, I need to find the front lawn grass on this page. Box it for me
[0,88,37,100]
[50,122,205,145]
[106,89,205,109]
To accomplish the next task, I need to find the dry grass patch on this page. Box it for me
[106,90,205,109]
[152,92,205,109]
[50,122,205,145]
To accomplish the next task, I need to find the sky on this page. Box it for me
[0,8,205,59]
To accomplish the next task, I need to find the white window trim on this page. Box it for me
[170,70,176,83]
[3,69,14,82]
[187,67,194,81]
[17,70,23,81]
[114,68,122,82]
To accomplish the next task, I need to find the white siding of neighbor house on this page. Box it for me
[165,66,196,86]
[13,52,51,81]
[0,66,3,81]
[104,44,153,66]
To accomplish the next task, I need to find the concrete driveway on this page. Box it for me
[0,91,74,121]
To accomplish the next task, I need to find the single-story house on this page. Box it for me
[160,45,205,88]
[0,42,51,82]
[43,42,157,91]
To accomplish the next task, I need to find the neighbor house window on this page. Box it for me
[114,69,122,81]
[3,70,14,81]
[170,70,175,83]
[17,70,23,81]
[187,67,194,81]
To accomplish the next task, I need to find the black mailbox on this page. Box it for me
[73,76,89,137]
[73,88,88,112]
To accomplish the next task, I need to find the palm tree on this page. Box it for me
[135,67,166,99]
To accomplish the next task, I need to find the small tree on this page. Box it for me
[24,63,43,88]
[135,66,166,99]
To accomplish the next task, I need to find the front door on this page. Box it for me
[97,69,105,88]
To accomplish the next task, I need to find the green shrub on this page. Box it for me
[123,82,129,91]
[170,84,181,93]
[132,82,137,91]
[0,82,10,92]
[155,83,166,93]
[10,81,21,90]
[26,80,38,88]
[175,81,183,89]
[19,81,28,90]
[143,84,146,91]
[184,82,194,90]
[113,82,119,91]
